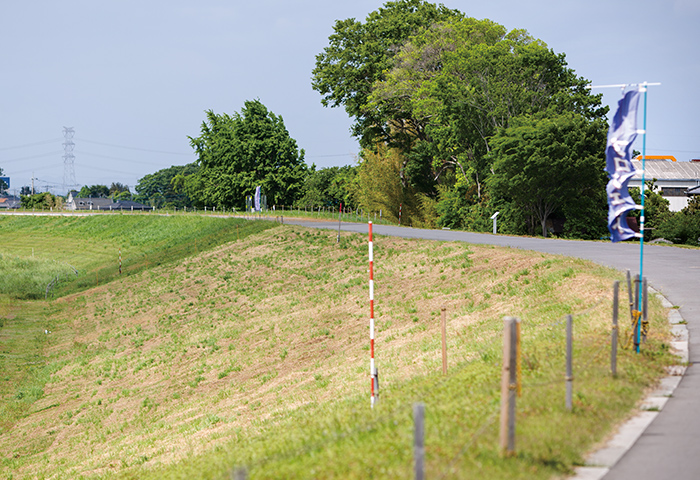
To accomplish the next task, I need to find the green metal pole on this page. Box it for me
[637,83,648,353]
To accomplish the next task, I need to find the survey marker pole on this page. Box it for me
[369,221,376,408]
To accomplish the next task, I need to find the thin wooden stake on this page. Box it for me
[612,281,619,377]
[500,317,519,455]
[441,305,447,375]
[566,314,573,412]
[634,274,640,352]
[626,270,634,321]
[642,277,648,343]
[414,403,425,480]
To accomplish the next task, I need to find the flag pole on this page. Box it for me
[636,83,649,353]
[590,81,659,353]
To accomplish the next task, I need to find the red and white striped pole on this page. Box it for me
[399,203,402,226]
[369,221,376,408]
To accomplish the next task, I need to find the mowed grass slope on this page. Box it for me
[0,216,677,479]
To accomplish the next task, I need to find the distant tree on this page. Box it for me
[113,190,133,201]
[350,145,427,225]
[20,186,31,196]
[135,164,198,208]
[656,196,700,246]
[78,185,109,198]
[21,192,61,210]
[183,100,307,209]
[109,182,130,196]
[487,113,608,238]
[628,181,673,240]
[296,165,356,209]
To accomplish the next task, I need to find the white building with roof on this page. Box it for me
[629,156,700,211]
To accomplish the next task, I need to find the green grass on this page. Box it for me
[0,214,275,298]
[0,216,678,479]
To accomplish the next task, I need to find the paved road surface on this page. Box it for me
[291,220,700,479]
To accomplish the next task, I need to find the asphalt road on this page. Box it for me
[290,219,700,479]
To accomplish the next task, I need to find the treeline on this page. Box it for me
[132,0,611,238]
[16,1,696,245]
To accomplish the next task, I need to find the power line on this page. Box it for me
[0,152,62,164]
[0,139,62,151]
[77,138,193,156]
[75,150,185,167]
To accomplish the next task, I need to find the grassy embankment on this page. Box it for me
[0,214,677,479]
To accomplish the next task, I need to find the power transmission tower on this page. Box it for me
[63,127,76,194]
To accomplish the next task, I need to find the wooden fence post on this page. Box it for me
[414,403,425,480]
[441,306,447,375]
[633,274,640,351]
[612,281,619,377]
[626,270,634,321]
[231,467,247,480]
[500,317,519,455]
[642,277,648,343]
[566,314,573,411]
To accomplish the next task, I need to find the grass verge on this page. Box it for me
[0,218,677,479]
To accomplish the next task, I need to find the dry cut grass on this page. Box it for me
[0,225,673,479]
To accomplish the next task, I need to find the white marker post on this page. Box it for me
[491,211,500,234]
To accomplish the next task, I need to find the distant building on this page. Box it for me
[65,191,151,211]
[629,157,700,211]
[0,195,21,209]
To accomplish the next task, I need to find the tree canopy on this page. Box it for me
[487,113,608,238]
[78,185,110,198]
[181,100,307,209]
[312,0,462,147]
[135,163,198,208]
[313,1,609,234]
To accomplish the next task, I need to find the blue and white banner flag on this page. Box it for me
[606,89,640,183]
[605,89,642,242]
[254,185,261,212]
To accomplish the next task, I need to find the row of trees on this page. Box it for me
[5,1,696,244]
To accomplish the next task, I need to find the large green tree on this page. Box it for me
[312,0,462,148]
[487,113,608,238]
[366,17,607,196]
[183,100,307,209]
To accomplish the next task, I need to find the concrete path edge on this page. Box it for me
[568,289,688,480]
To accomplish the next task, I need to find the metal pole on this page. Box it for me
[566,314,573,411]
[637,83,649,354]
[414,403,425,480]
[612,281,619,377]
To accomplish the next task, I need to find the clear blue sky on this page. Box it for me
[1,0,698,194]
